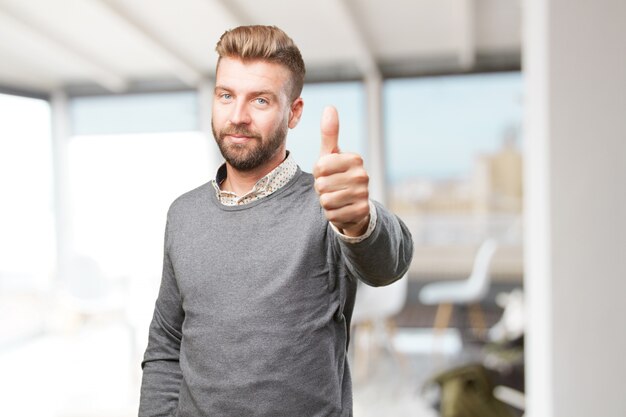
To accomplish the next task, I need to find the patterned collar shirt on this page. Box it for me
[212,152,299,206]
[211,152,377,243]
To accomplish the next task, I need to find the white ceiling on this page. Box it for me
[0,0,521,96]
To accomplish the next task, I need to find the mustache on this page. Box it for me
[220,125,262,140]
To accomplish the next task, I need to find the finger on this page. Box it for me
[314,166,368,194]
[314,172,352,194]
[320,106,340,156]
[323,201,371,229]
[319,187,368,211]
[313,153,364,178]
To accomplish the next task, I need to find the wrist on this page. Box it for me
[340,215,370,237]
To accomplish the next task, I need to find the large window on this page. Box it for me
[0,93,54,291]
[384,72,523,277]
[67,132,211,280]
[67,91,211,279]
[71,91,198,135]
[0,93,53,352]
[287,82,366,173]
[1,91,215,416]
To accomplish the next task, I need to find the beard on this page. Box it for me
[212,121,288,172]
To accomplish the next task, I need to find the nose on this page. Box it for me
[229,100,251,125]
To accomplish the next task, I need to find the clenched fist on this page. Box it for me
[313,106,370,237]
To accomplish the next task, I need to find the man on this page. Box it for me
[139,25,413,417]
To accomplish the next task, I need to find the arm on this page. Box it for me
[139,218,185,416]
[314,106,414,286]
[332,200,413,287]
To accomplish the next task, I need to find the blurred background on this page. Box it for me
[0,1,623,416]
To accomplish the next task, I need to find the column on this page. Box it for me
[50,90,72,281]
[524,1,626,416]
[364,72,387,205]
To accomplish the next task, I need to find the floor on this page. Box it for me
[0,301,509,417]
[351,327,468,417]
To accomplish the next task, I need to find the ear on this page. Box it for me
[288,98,304,129]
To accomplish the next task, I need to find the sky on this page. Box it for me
[286,72,523,182]
[384,72,523,182]
[287,81,366,172]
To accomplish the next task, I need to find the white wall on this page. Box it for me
[524,1,626,416]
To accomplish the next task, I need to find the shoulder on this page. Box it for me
[167,180,214,219]
[278,170,319,204]
[295,170,315,189]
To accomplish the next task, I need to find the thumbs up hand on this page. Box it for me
[313,106,370,237]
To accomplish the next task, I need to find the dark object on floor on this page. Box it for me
[426,363,516,417]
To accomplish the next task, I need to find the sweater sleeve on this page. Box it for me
[334,200,414,287]
[139,217,185,416]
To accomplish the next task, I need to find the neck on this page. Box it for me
[221,149,287,196]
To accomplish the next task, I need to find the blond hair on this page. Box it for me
[215,25,306,101]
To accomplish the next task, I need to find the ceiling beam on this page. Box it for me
[0,38,60,92]
[95,0,204,88]
[331,0,380,79]
[0,4,127,92]
[0,83,49,100]
[210,0,252,26]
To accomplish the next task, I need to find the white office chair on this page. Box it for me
[418,239,498,336]
[351,275,408,379]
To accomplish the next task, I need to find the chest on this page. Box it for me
[168,199,337,328]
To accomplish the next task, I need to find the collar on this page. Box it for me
[212,152,298,206]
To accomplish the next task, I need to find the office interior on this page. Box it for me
[0,1,624,416]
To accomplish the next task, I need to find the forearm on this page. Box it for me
[139,308,183,417]
[140,215,185,416]
[337,201,414,287]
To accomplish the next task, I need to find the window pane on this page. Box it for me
[385,72,523,183]
[384,72,523,278]
[67,132,211,280]
[0,93,54,290]
[287,82,366,173]
[71,91,198,135]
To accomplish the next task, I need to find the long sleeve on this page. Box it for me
[334,200,414,287]
[139,218,185,417]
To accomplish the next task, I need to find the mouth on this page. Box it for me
[226,134,254,144]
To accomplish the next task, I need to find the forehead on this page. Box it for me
[215,57,291,97]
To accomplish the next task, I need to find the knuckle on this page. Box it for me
[314,177,326,193]
[319,193,331,208]
[325,210,339,223]
[312,163,323,178]
[348,153,363,165]
[356,188,369,200]
[355,170,369,184]
[356,199,369,211]
[314,157,332,177]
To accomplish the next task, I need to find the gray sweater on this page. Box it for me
[139,169,413,417]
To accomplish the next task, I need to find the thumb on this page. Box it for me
[320,106,340,156]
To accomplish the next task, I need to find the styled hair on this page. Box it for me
[215,25,306,101]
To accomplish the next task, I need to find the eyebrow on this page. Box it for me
[214,84,231,94]
[214,85,279,101]
[253,90,278,100]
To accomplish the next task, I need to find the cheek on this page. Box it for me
[211,108,223,127]
[256,113,285,134]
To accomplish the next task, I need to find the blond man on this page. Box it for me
[139,25,413,417]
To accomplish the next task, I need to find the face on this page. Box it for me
[212,57,303,173]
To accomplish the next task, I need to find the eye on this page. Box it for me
[255,97,268,105]
[216,92,232,103]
